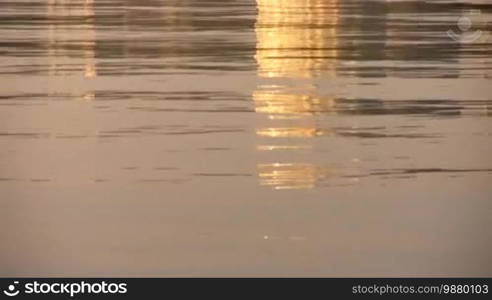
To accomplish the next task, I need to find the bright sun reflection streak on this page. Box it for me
[256,127,326,138]
[47,0,97,81]
[257,163,335,190]
[253,0,339,120]
[256,145,312,151]
[254,0,340,189]
[255,0,338,79]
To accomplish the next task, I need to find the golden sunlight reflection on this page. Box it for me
[256,145,312,151]
[255,0,338,78]
[257,163,334,190]
[253,88,337,116]
[47,0,97,80]
[254,0,341,189]
[256,127,325,138]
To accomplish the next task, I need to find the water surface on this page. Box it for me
[1,0,491,276]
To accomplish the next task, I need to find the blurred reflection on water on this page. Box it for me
[47,0,97,79]
[255,0,338,78]
[0,0,491,276]
[255,0,339,189]
[253,0,492,189]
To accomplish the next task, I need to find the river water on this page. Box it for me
[1,0,491,276]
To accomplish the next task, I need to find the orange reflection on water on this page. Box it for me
[47,0,97,79]
[256,127,324,138]
[257,163,334,190]
[255,0,338,78]
[256,145,312,151]
[254,0,340,189]
[253,89,337,115]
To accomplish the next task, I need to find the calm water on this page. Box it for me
[1,0,491,276]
